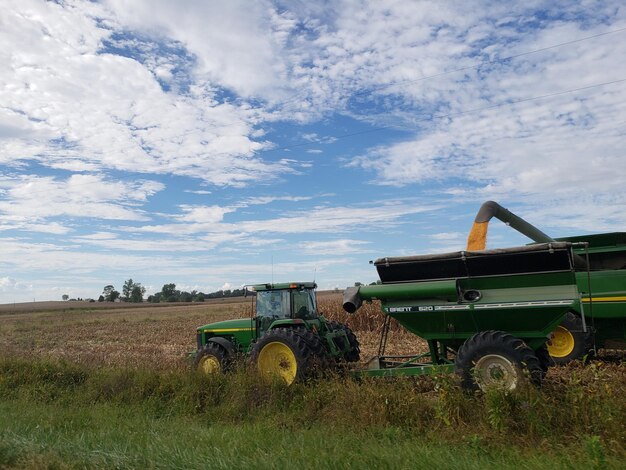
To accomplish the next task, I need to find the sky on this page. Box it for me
[1,0,626,303]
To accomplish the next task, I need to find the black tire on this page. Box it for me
[328,321,360,362]
[194,342,230,375]
[455,330,543,391]
[547,312,593,365]
[534,344,554,378]
[250,328,323,385]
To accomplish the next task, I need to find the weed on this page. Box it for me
[585,435,608,470]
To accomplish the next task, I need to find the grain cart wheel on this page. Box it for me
[547,312,592,364]
[456,330,543,392]
[194,342,229,375]
[251,328,322,385]
[328,321,361,362]
[535,344,554,378]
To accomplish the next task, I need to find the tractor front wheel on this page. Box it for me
[547,312,592,364]
[250,328,322,385]
[456,330,543,392]
[194,342,229,375]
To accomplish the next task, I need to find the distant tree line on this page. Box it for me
[146,283,246,303]
[96,280,246,304]
[98,279,146,303]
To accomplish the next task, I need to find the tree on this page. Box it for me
[161,283,177,299]
[179,291,193,302]
[62,294,69,301]
[98,295,105,302]
[103,285,120,302]
[130,285,146,303]
[161,283,179,302]
[122,279,146,303]
[122,278,135,301]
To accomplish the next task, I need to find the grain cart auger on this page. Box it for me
[191,282,359,385]
[467,201,626,364]
[343,243,581,391]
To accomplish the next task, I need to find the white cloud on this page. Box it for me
[0,174,164,230]
[103,0,292,99]
[176,205,235,224]
[242,195,314,206]
[0,0,292,186]
[302,239,370,255]
[125,201,439,237]
[431,232,463,241]
[184,190,212,195]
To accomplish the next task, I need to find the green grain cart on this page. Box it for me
[343,242,579,390]
[343,201,626,390]
[466,201,626,364]
[193,282,359,384]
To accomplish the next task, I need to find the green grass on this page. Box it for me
[0,358,624,469]
[1,400,621,470]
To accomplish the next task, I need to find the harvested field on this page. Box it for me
[1,294,622,379]
[0,293,426,370]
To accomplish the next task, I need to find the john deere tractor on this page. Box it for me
[192,282,359,384]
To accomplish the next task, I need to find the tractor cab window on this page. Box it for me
[256,290,290,320]
[293,289,316,319]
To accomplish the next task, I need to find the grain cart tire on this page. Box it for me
[547,312,592,365]
[328,321,361,362]
[535,344,554,377]
[250,328,322,385]
[194,342,230,375]
[456,330,543,392]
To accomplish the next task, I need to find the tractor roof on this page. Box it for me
[252,282,317,291]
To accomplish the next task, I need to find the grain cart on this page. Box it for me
[343,242,581,390]
[466,201,626,363]
[192,282,359,384]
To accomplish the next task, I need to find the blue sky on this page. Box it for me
[1,0,626,302]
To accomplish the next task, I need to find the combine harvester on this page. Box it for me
[343,201,626,390]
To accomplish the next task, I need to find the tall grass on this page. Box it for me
[1,357,624,468]
[1,357,624,447]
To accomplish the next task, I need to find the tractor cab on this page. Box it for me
[253,282,319,335]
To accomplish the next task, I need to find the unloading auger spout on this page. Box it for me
[466,200,555,251]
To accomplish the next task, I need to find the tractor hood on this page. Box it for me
[196,318,253,333]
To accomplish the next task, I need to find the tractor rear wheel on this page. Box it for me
[194,342,229,375]
[547,312,592,364]
[328,321,361,362]
[251,328,323,385]
[456,330,543,391]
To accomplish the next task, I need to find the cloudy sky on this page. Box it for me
[1,0,625,302]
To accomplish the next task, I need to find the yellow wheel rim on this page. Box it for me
[474,354,518,391]
[198,355,221,374]
[257,341,297,385]
[548,326,575,358]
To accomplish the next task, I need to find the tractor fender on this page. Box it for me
[207,336,235,356]
[268,319,307,329]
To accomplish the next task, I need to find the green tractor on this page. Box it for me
[192,282,359,384]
